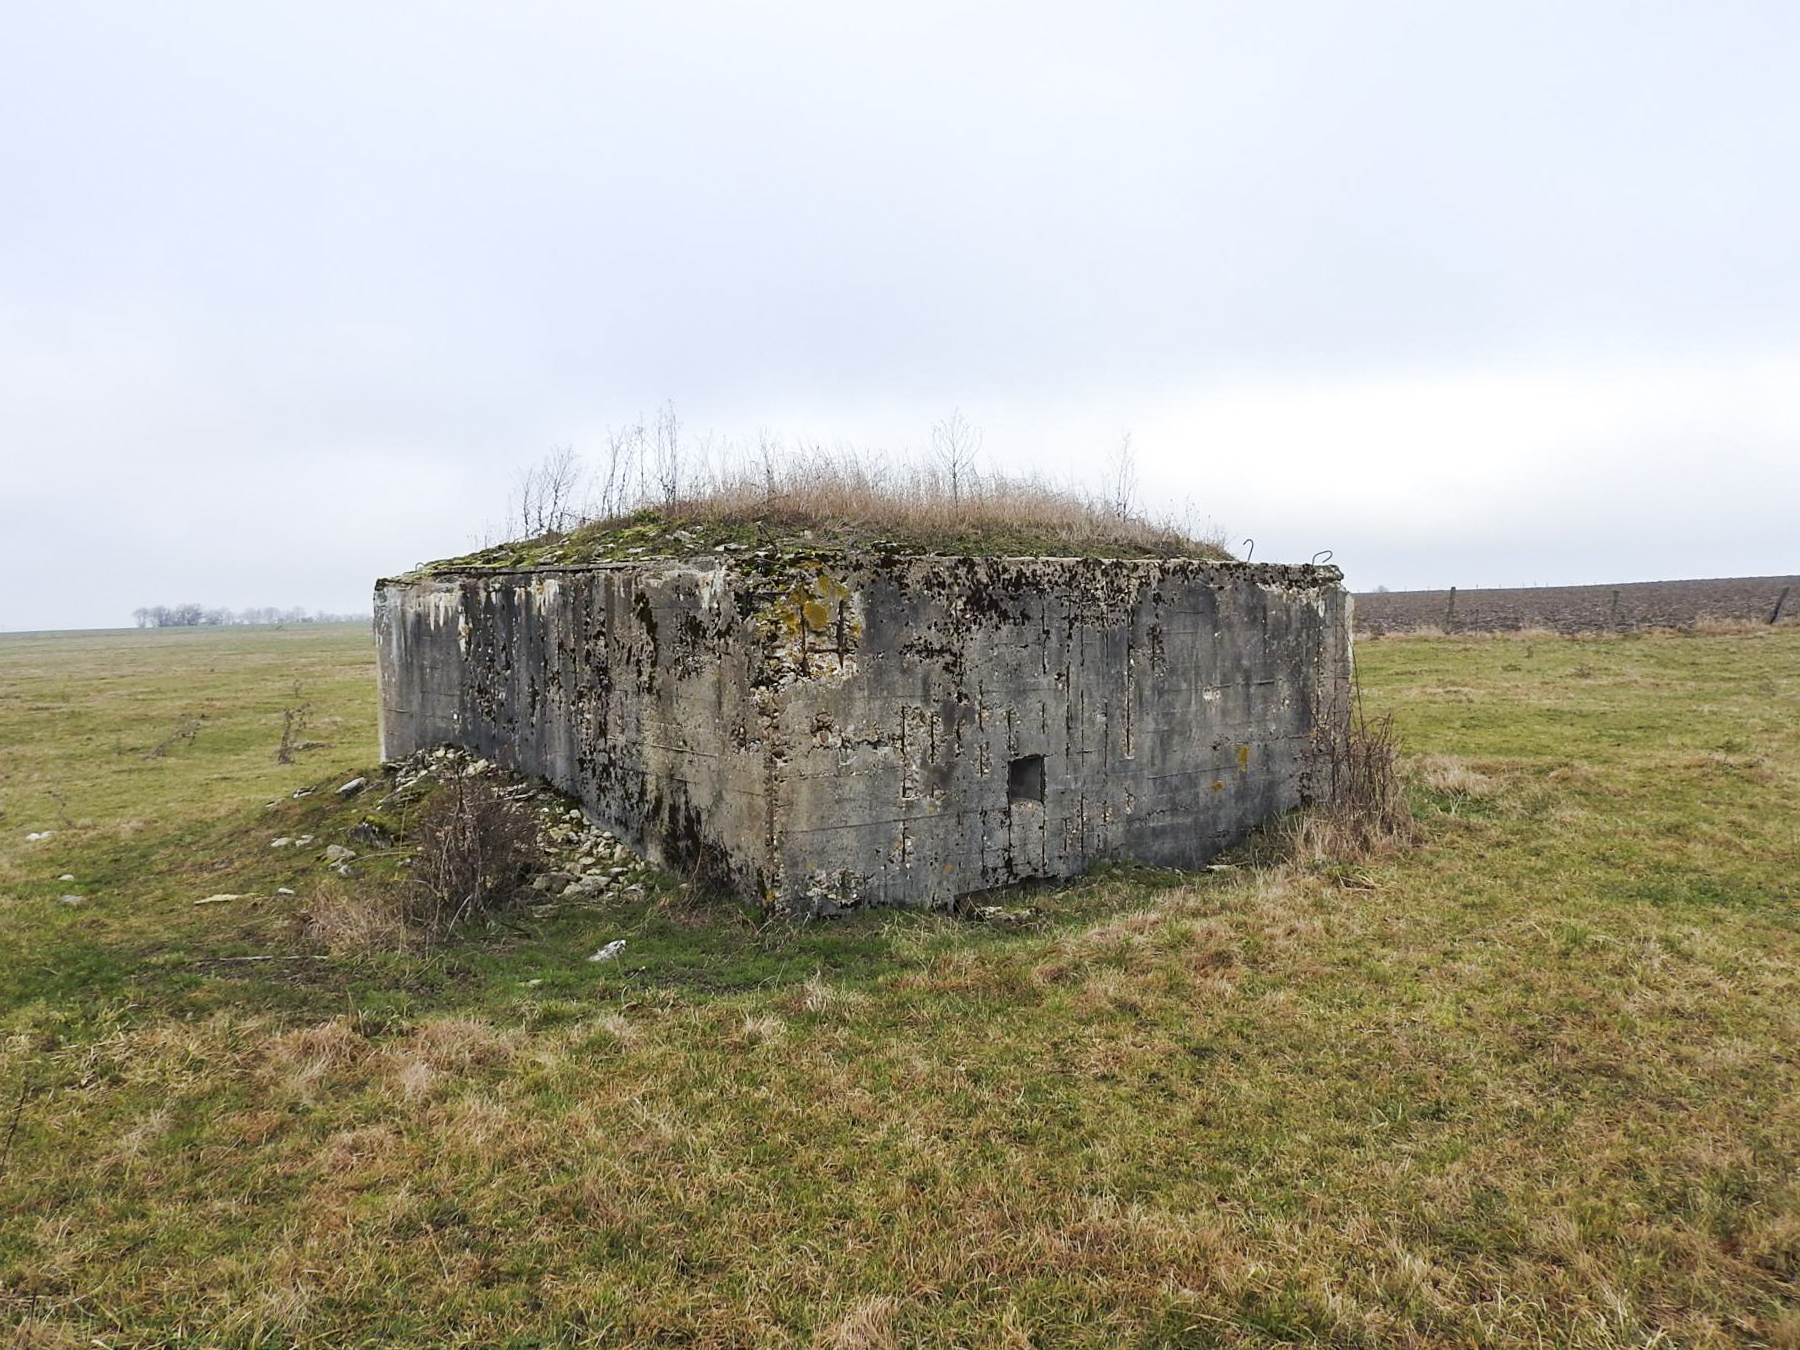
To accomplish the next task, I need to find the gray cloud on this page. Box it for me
[4,1,1796,627]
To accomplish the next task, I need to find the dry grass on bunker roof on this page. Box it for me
[444,456,1232,571]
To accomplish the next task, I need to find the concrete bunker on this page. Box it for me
[375,552,1352,914]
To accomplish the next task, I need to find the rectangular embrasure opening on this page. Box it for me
[1007,753,1045,805]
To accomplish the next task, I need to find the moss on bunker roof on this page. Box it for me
[411,508,1235,576]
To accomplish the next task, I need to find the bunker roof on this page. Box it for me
[404,507,1238,580]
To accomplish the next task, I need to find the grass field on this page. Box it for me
[2,623,1797,1348]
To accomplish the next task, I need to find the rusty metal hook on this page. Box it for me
[1241,538,1254,562]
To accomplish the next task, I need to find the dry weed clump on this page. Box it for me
[406,777,538,936]
[316,1124,402,1179]
[261,1018,370,1100]
[813,1294,901,1350]
[286,776,542,956]
[782,972,872,1017]
[397,1014,517,1070]
[1290,691,1415,863]
[1692,614,1785,635]
[377,1016,518,1103]
[5,1318,90,1350]
[1414,752,1500,799]
[109,1105,175,1168]
[294,877,411,954]
[583,1010,646,1051]
[733,1012,787,1047]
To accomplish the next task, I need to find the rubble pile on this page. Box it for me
[373,745,654,909]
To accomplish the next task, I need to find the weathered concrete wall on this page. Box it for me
[375,556,1351,913]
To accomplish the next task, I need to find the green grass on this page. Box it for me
[2,624,1798,1348]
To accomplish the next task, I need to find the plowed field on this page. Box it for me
[1356,574,1798,634]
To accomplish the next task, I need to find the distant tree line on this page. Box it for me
[132,605,367,628]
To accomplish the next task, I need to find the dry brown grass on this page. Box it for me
[734,1012,788,1047]
[1413,752,1500,799]
[4,1319,89,1350]
[294,876,412,954]
[1693,614,1786,635]
[813,1295,901,1350]
[378,1016,518,1103]
[1364,624,1583,642]
[262,1016,367,1094]
[781,971,872,1017]
[585,1009,646,1050]
[448,443,1235,569]
[1375,618,1790,640]
[658,450,1223,556]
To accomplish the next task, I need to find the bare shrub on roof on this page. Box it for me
[406,777,538,936]
[659,442,1222,557]
[651,401,682,507]
[499,410,1229,559]
[931,408,983,503]
[510,445,587,537]
[1105,431,1137,520]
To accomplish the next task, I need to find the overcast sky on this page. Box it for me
[5,1,1797,629]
